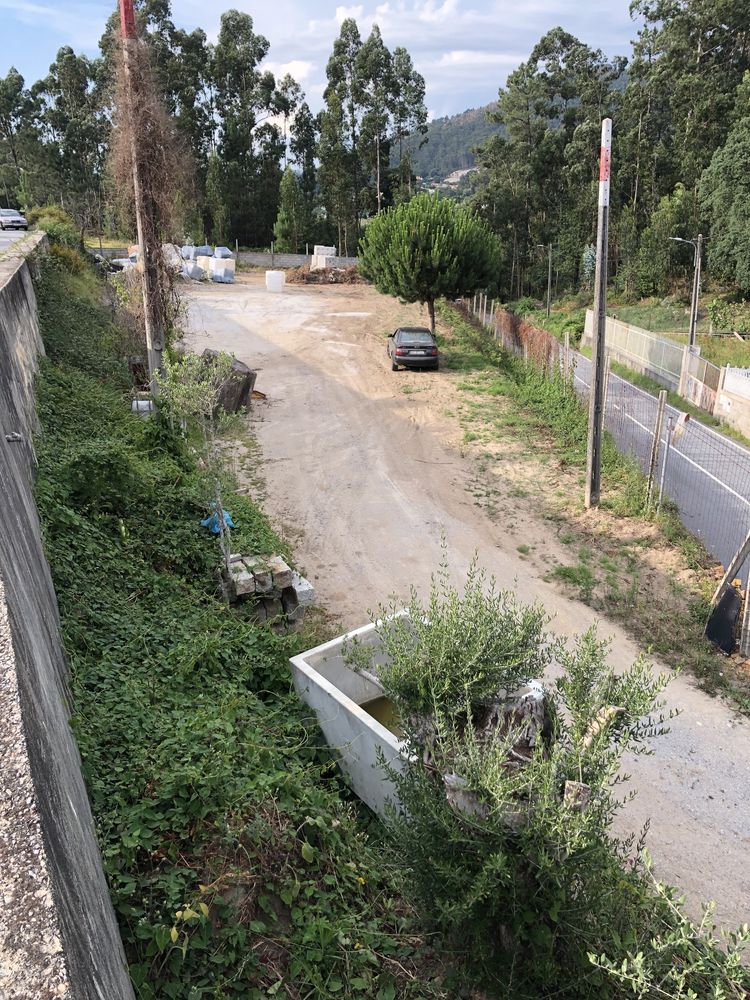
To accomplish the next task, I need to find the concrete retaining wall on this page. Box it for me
[0,239,134,999]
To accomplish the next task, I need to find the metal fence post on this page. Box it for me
[602,353,612,416]
[647,390,667,508]
[657,416,674,514]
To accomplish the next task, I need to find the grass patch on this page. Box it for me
[550,563,596,601]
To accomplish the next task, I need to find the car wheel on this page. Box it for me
[391,360,399,371]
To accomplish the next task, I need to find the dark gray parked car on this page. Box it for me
[0,208,28,230]
[387,326,439,371]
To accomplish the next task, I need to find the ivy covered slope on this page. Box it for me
[32,255,446,1000]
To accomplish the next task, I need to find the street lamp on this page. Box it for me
[536,243,553,318]
[669,234,704,352]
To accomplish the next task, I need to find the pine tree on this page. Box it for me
[359,193,502,332]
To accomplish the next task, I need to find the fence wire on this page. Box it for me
[468,299,750,580]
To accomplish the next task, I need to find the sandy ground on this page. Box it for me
[185,272,750,928]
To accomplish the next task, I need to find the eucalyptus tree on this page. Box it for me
[356,25,393,214]
[290,101,317,209]
[701,74,750,296]
[390,47,428,199]
[210,10,281,247]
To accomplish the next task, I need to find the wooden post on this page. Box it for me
[585,119,612,508]
[710,529,750,608]
[564,331,571,378]
[646,390,667,508]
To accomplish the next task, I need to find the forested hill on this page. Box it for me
[399,103,502,182]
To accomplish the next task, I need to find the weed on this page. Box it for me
[517,544,531,555]
[551,563,596,601]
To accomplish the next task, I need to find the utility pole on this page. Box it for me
[688,234,703,352]
[536,243,553,317]
[119,0,164,395]
[546,243,552,318]
[669,233,703,353]
[585,118,612,509]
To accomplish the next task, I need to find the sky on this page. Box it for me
[1,0,640,119]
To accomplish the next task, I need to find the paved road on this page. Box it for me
[573,354,750,573]
[0,229,29,254]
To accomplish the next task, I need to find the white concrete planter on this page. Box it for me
[290,621,407,818]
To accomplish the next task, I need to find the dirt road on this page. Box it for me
[185,273,750,927]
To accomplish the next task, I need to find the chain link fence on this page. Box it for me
[467,296,750,583]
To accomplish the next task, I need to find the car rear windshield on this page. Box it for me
[0,210,18,216]
[398,330,433,344]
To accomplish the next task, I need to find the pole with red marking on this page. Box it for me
[118,0,164,394]
[585,118,612,509]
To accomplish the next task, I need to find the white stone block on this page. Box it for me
[267,555,293,590]
[291,572,315,607]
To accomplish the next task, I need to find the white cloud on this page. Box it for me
[3,0,639,120]
[265,59,315,82]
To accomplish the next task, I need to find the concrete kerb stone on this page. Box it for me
[291,572,315,607]
[267,555,292,590]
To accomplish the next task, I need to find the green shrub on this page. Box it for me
[38,216,81,248]
[26,204,72,226]
[48,243,86,275]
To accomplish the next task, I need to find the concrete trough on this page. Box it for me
[290,621,407,817]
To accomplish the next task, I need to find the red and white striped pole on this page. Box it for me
[585,118,612,509]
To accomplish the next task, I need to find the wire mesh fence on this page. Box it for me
[466,297,750,582]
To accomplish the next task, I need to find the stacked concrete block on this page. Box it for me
[226,554,316,628]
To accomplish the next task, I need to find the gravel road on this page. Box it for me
[185,274,750,928]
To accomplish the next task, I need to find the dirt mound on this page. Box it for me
[286,264,364,285]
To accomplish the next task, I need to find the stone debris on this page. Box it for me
[225,556,315,628]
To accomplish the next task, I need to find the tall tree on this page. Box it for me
[290,101,317,208]
[701,73,750,295]
[356,25,393,214]
[390,47,428,200]
[210,10,281,247]
[273,166,309,252]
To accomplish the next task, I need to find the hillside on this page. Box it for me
[399,103,503,183]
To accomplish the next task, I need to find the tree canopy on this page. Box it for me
[359,193,502,331]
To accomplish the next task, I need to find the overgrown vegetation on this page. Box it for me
[33,257,450,998]
[346,563,750,999]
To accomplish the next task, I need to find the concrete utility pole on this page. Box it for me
[670,234,703,353]
[585,119,612,509]
[119,0,164,395]
[536,244,553,317]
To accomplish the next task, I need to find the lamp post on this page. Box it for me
[669,234,703,353]
[536,243,553,317]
